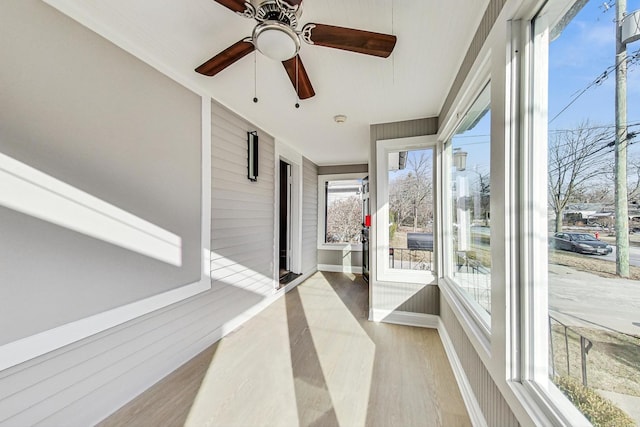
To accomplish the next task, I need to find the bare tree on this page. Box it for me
[470,169,490,225]
[389,152,433,232]
[548,121,612,232]
[326,195,362,244]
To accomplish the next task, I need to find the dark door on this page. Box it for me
[362,176,370,282]
[279,160,291,273]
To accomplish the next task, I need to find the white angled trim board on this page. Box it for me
[317,264,363,274]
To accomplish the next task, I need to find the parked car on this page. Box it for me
[550,232,612,255]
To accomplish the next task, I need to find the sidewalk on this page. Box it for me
[597,390,640,426]
[549,264,640,424]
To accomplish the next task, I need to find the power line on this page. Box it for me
[549,47,640,124]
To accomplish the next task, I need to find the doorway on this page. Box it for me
[279,160,299,285]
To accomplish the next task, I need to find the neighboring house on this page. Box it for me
[0,0,593,426]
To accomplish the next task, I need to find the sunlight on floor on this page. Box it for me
[297,274,375,426]
[184,299,299,427]
[184,273,375,427]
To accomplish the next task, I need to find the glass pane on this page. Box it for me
[538,0,640,424]
[387,148,434,271]
[449,83,491,315]
[325,179,363,244]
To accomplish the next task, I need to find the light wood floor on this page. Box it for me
[99,272,471,427]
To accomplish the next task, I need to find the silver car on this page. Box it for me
[550,232,613,255]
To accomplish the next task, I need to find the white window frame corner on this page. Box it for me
[316,172,366,252]
[375,135,438,284]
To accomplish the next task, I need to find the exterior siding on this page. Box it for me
[302,157,318,274]
[0,40,278,427]
[210,102,276,295]
[369,118,439,315]
[440,299,520,426]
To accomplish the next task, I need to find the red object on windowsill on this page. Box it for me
[365,215,371,227]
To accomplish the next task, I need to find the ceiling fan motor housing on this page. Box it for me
[252,0,302,28]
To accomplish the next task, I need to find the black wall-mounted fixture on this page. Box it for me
[247,131,258,181]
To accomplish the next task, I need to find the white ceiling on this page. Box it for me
[45,0,488,166]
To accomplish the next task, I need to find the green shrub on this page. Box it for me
[554,376,635,427]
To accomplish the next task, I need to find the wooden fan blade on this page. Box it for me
[302,23,397,58]
[282,56,315,100]
[195,40,255,77]
[213,0,248,14]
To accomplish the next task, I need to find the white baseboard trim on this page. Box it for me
[438,319,488,427]
[318,264,363,274]
[370,309,439,329]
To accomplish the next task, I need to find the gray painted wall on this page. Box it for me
[369,118,439,315]
[440,300,519,426]
[302,157,319,274]
[0,3,281,425]
[0,0,201,345]
[210,102,276,294]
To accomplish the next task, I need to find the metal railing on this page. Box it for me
[389,248,432,270]
[549,315,593,386]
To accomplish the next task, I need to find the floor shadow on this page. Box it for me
[285,287,340,426]
[97,343,219,427]
[320,271,370,327]
[97,282,266,427]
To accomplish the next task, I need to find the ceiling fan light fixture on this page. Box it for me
[253,21,300,61]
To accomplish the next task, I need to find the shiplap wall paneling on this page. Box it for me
[439,0,507,125]
[440,300,520,426]
[210,101,276,295]
[302,157,318,275]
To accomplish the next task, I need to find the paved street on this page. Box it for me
[548,264,640,424]
[589,244,640,267]
[549,264,640,336]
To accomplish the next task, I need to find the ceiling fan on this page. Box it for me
[195,0,397,100]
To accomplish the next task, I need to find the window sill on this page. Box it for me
[317,243,363,252]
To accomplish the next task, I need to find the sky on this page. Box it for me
[449,0,640,174]
[549,0,640,133]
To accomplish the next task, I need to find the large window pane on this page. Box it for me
[448,83,492,316]
[537,0,640,424]
[387,148,434,271]
[325,179,363,244]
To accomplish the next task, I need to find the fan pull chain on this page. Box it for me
[253,51,258,103]
[295,56,300,109]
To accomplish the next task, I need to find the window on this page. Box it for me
[446,83,492,320]
[317,173,365,250]
[325,180,363,244]
[388,149,435,271]
[530,0,640,423]
[376,136,437,283]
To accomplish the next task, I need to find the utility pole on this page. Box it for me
[615,0,630,277]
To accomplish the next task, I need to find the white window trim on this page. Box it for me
[520,2,592,425]
[437,3,591,425]
[376,135,437,284]
[317,172,366,251]
[439,50,493,338]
